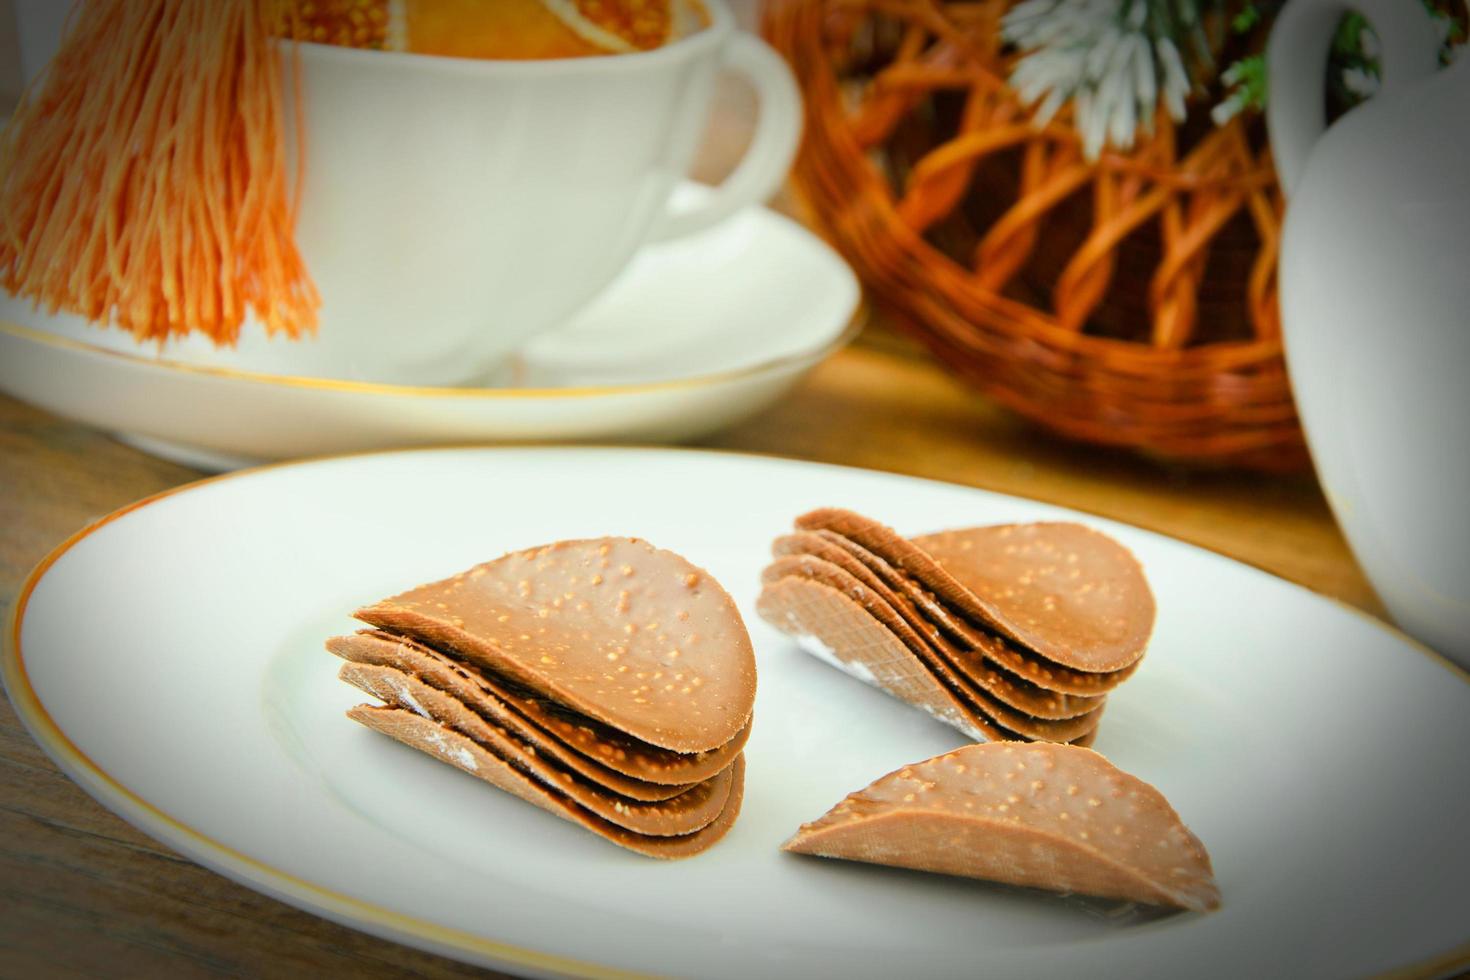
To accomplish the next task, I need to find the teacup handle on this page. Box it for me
[649,33,802,241]
[1267,0,1440,196]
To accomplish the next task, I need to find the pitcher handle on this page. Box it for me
[1268,0,1440,195]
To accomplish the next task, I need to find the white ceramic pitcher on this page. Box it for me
[1269,0,1470,665]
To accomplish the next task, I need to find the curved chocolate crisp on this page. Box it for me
[329,630,745,791]
[784,743,1219,912]
[761,556,1103,743]
[803,529,1139,696]
[796,509,1154,674]
[758,574,1017,743]
[350,705,745,859]
[356,538,756,753]
[913,524,1156,674]
[339,662,735,837]
[768,539,1107,720]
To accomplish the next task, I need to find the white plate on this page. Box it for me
[0,193,861,471]
[6,447,1468,979]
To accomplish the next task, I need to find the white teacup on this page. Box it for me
[12,0,801,385]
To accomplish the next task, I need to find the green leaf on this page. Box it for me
[1332,11,1368,59]
[1231,5,1261,34]
[1223,53,1267,111]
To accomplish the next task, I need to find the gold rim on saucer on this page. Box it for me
[0,303,867,401]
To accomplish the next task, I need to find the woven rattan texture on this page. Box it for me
[765,0,1308,470]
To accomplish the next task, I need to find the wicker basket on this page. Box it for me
[764,0,1308,470]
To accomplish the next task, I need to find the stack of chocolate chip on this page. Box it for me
[757,508,1154,746]
[329,537,754,858]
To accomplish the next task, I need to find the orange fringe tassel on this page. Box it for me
[0,0,318,346]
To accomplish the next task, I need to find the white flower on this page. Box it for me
[1359,25,1381,59]
[1341,65,1380,97]
[1155,38,1189,121]
[1211,90,1246,125]
[1002,0,1191,158]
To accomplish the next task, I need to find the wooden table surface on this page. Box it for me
[0,325,1384,977]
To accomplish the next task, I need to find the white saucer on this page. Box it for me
[0,193,861,471]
